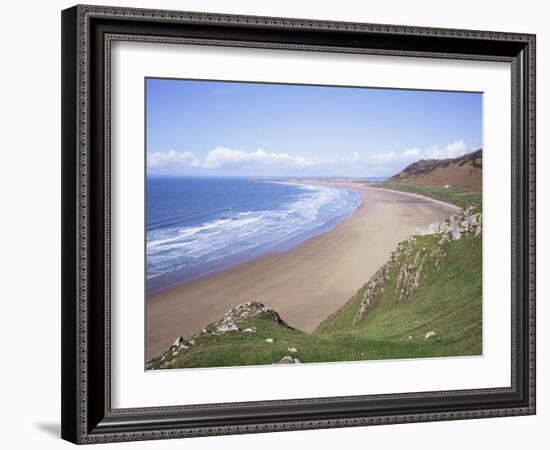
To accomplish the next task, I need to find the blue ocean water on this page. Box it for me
[146,178,362,293]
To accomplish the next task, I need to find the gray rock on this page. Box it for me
[221,301,294,329]
[416,205,481,242]
[275,356,301,364]
[424,331,437,339]
[173,336,186,347]
[215,317,240,333]
[149,301,296,370]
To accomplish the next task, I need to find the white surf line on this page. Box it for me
[363,186,461,211]
[274,180,460,211]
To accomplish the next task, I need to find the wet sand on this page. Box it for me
[146,184,457,358]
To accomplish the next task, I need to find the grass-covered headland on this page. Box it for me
[147,190,482,370]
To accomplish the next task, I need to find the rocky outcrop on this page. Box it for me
[354,236,418,323]
[354,259,393,323]
[275,356,301,364]
[146,335,196,370]
[194,301,293,338]
[418,205,482,268]
[416,205,481,240]
[354,205,481,323]
[147,301,293,370]
[395,238,426,303]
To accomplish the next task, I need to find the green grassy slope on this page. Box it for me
[151,216,482,369]
[317,234,482,357]
[381,183,482,213]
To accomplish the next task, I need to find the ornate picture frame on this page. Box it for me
[61,4,535,444]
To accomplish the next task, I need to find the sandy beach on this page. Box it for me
[146,184,457,358]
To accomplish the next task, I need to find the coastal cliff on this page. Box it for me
[352,205,481,324]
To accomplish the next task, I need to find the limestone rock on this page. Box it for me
[147,300,291,370]
[416,205,482,242]
[275,356,301,364]
[215,317,240,333]
[192,301,294,339]
[424,331,437,339]
[355,205,482,323]
[173,336,186,347]
[220,301,294,329]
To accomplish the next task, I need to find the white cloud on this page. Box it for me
[147,139,476,174]
[148,146,318,171]
[147,150,200,168]
[424,139,468,159]
[342,140,468,168]
[201,147,314,169]
[403,147,421,158]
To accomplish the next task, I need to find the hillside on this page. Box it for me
[147,202,482,370]
[387,149,482,191]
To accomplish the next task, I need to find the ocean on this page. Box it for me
[146,177,362,293]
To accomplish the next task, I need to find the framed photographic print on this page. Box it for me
[61,4,536,444]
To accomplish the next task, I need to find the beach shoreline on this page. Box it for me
[146,180,363,295]
[146,182,456,359]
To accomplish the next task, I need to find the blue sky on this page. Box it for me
[146,78,482,177]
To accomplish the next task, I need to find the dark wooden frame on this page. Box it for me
[61,4,536,444]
